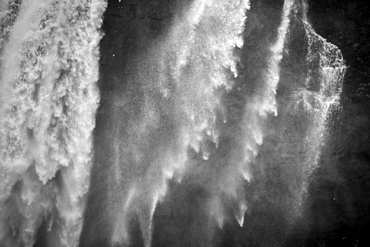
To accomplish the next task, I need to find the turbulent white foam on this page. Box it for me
[0,0,346,246]
[168,0,250,155]
[0,0,106,246]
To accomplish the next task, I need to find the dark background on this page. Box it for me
[80,0,370,246]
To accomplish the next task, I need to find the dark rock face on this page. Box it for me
[81,0,370,246]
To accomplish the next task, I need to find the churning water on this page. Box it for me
[0,1,106,246]
[0,0,346,247]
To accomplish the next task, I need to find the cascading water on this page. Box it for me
[276,0,346,214]
[101,1,251,246]
[0,1,106,246]
[0,0,346,247]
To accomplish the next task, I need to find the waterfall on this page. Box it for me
[278,0,346,213]
[106,1,250,246]
[234,0,294,226]
[0,0,347,246]
[0,1,106,246]
[178,0,296,235]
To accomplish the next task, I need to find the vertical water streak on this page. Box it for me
[175,1,295,240]
[284,0,346,210]
[109,1,250,246]
[234,0,294,225]
[241,0,293,173]
[0,0,106,246]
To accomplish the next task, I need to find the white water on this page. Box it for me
[235,0,294,226]
[0,0,346,246]
[0,1,106,246]
[180,0,296,233]
[280,0,346,213]
[109,1,250,246]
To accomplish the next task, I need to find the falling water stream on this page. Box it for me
[0,0,345,247]
[0,1,106,246]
